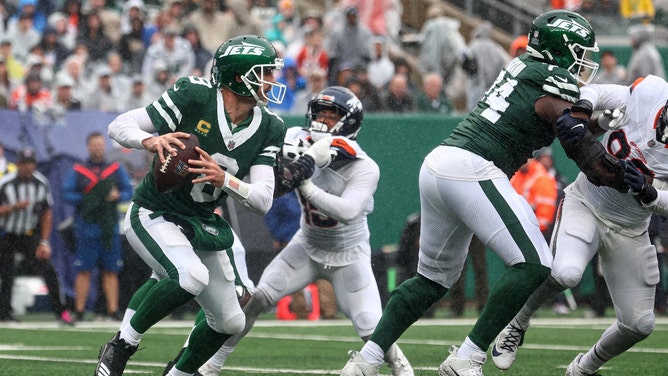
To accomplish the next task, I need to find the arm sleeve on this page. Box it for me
[108,108,156,149]
[579,83,631,111]
[224,164,275,215]
[304,161,379,224]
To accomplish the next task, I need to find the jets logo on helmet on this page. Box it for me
[546,19,591,39]
[221,41,266,57]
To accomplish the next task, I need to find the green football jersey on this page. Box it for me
[134,76,285,218]
[444,54,580,177]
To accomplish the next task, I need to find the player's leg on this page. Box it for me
[440,174,553,376]
[492,196,601,369]
[165,249,245,375]
[332,258,414,376]
[569,232,658,374]
[197,235,318,373]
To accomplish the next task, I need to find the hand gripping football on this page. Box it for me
[153,134,200,193]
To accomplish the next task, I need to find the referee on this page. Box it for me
[0,148,73,324]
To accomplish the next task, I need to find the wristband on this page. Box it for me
[39,239,51,247]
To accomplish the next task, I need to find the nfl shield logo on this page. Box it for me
[228,140,235,149]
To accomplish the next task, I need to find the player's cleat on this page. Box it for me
[340,350,381,376]
[197,362,221,376]
[94,331,138,376]
[491,320,526,370]
[384,344,414,376]
[565,353,601,376]
[438,345,486,376]
[58,310,75,326]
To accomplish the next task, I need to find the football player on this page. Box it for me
[341,10,628,376]
[94,35,289,376]
[173,86,413,376]
[492,75,668,375]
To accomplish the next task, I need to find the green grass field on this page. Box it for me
[1,311,667,375]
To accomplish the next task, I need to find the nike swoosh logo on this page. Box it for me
[491,345,503,357]
[173,84,180,91]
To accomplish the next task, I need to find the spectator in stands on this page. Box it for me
[325,6,372,86]
[626,24,665,84]
[181,24,211,77]
[393,56,419,93]
[85,0,122,46]
[61,0,84,39]
[0,38,24,84]
[292,66,327,115]
[5,10,41,64]
[106,50,131,92]
[24,51,54,88]
[268,57,305,115]
[620,0,655,23]
[345,77,381,113]
[37,26,71,73]
[83,66,124,112]
[550,0,582,11]
[226,0,264,40]
[144,58,171,99]
[265,13,289,49]
[462,21,510,112]
[120,0,146,38]
[142,25,194,86]
[47,11,77,51]
[162,0,188,34]
[62,132,134,322]
[57,55,86,103]
[273,0,300,50]
[9,71,52,110]
[118,16,147,75]
[185,0,232,53]
[8,0,51,34]
[76,11,116,63]
[51,72,81,111]
[591,50,626,85]
[355,0,403,45]
[122,74,152,110]
[381,73,414,113]
[415,72,453,114]
[367,35,395,90]
[0,58,11,108]
[418,3,466,93]
[0,148,74,325]
[294,27,328,79]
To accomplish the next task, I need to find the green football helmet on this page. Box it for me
[211,35,286,105]
[526,10,599,84]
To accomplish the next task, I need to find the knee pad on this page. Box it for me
[552,266,583,289]
[352,311,378,335]
[178,262,209,296]
[219,311,246,334]
[625,310,655,338]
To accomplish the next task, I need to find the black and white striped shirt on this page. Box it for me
[0,171,52,235]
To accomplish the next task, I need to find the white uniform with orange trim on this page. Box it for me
[542,75,668,369]
[256,127,383,336]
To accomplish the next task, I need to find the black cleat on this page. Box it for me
[94,331,138,376]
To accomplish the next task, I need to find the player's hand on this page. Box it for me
[597,108,626,130]
[190,146,226,187]
[142,132,191,163]
[303,137,335,168]
[298,178,316,199]
[621,159,658,203]
[556,109,587,146]
[282,138,309,161]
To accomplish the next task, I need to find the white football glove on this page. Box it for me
[597,108,626,130]
[298,178,317,199]
[282,138,309,161]
[303,137,335,168]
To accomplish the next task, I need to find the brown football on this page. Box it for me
[153,134,200,193]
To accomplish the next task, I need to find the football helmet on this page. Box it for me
[210,35,286,105]
[526,10,599,85]
[656,100,668,144]
[306,86,364,141]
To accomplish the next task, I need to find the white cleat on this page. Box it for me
[384,344,414,376]
[340,350,381,376]
[565,353,601,376]
[491,320,526,370]
[438,345,486,376]
[196,362,221,376]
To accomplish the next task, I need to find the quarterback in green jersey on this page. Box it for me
[95,35,289,376]
[342,10,628,376]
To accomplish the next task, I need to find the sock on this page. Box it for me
[166,367,190,376]
[369,274,448,350]
[468,263,550,350]
[515,275,565,328]
[130,278,195,333]
[119,323,143,347]
[175,321,231,374]
[456,337,483,358]
[359,341,385,364]
[207,345,236,370]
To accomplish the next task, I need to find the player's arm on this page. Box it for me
[579,83,632,133]
[108,108,191,164]
[299,160,379,224]
[223,164,275,215]
[536,95,627,192]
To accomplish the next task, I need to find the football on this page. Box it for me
[236,285,252,308]
[153,134,200,193]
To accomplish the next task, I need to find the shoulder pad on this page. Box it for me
[331,138,358,160]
